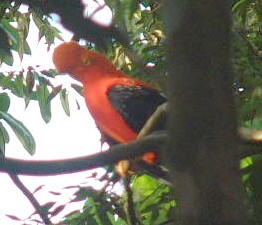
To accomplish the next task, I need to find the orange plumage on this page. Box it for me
[53,41,165,172]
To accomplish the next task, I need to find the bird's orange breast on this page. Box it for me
[82,75,139,143]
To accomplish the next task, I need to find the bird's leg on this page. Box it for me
[137,102,168,164]
[135,102,171,182]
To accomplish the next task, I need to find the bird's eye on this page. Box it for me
[82,58,91,66]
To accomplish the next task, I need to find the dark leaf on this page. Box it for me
[0,24,13,65]
[50,205,66,217]
[42,201,56,212]
[37,84,51,123]
[63,185,80,189]
[71,83,83,96]
[47,84,62,102]
[0,92,10,113]
[32,184,45,194]
[0,122,10,156]
[49,191,61,196]
[5,214,22,221]
[0,111,35,155]
[60,88,70,116]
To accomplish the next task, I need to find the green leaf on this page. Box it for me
[133,175,161,198]
[0,121,10,156]
[37,84,51,123]
[60,88,70,116]
[32,11,63,49]
[0,20,20,48]
[0,111,35,155]
[1,13,31,61]
[47,84,62,102]
[0,122,9,143]
[16,12,31,60]
[0,24,13,65]
[0,49,14,66]
[0,93,10,113]
[13,74,24,97]
[23,70,35,107]
[107,212,128,225]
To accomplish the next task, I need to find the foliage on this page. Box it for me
[231,1,262,224]
[0,0,261,225]
[0,2,66,155]
[232,0,262,126]
[64,174,175,225]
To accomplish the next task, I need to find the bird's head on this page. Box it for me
[53,41,117,81]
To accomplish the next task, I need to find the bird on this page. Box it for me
[52,41,166,175]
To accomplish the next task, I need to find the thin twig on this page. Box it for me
[124,176,138,225]
[88,3,107,19]
[137,102,168,139]
[9,173,51,225]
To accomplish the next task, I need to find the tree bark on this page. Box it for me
[164,1,247,224]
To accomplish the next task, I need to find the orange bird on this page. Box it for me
[53,41,166,168]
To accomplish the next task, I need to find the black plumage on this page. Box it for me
[108,85,166,134]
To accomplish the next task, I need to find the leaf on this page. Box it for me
[0,93,10,113]
[1,20,20,51]
[133,175,161,197]
[41,201,56,214]
[49,191,61,196]
[41,69,55,78]
[16,12,31,60]
[71,83,83,96]
[28,219,43,223]
[232,0,249,13]
[13,73,24,97]
[50,205,66,216]
[107,212,128,225]
[23,70,35,107]
[0,121,9,142]
[73,188,94,201]
[0,25,13,65]
[0,122,10,156]
[60,88,70,116]
[47,84,62,102]
[64,210,82,219]
[37,84,51,123]
[0,50,13,66]
[63,185,80,189]
[32,184,45,194]
[32,11,63,48]
[25,70,35,94]
[0,111,35,155]
[5,214,23,221]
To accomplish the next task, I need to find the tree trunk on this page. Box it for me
[164,1,246,224]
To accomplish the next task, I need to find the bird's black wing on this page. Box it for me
[108,84,166,134]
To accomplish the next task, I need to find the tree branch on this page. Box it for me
[9,173,51,225]
[0,133,166,175]
[2,128,262,177]
[4,0,128,49]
